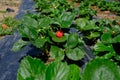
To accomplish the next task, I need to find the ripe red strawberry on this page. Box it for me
[1,24,9,29]
[118,22,120,26]
[56,30,63,38]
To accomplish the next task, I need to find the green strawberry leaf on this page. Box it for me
[66,47,85,60]
[19,26,38,40]
[93,41,113,52]
[86,32,100,39]
[22,15,38,29]
[101,32,113,43]
[75,18,97,30]
[52,35,67,43]
[75,18,86,29]
[67,64,81,80]
[113,35,120,43]
[38,17,52,28]
[12,39,29,52]
[66,33,79,48]
[46,61,69,80]
[50,46,64,60]
[33,37,46,48]
[48,31,55,37]
[17,57,81,80]
[57,12,75,28]
[17,56,46,80]
[82,58,120,80]
[46,61,81,80]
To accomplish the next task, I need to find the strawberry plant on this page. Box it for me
[93,19,120,61]
[87,0,120,15]
[97,0,120,14]
[82,58,120,80]
[17,56,81,80]
[34,0,97,19]
[75,17,120,63]
[77,1,97,19]
[17,56,120,80]
[0,17,19,36]
[34,0,77,17]
[12,12,86,61]
[11,0,120,80]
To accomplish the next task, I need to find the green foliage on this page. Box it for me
[0,17,19,36]
[93,40,115,59]
[52,35,67,43]
[113,35,120,43]
[18,56,120,80]
[68,65,81,80]
[12,0,120,62]
[82,58,120,80]
[96,0,120,14]
[17,56,81,80]
[46,61,70,80]
[92,19,120,59]
[101,32,113,43]
[78,6,97,19]
[86,32,100,39]
[34,37,46,48]
[12,14,86,61]
[14,0,120,80]
[46,62,81,80]
[56,12,75,28]
[34,0,74,17]
[17,56,46,80]
[75,17,120,60]
[49,33,85,61]
[19,16,39,39]
[66,33,79,48]
[75,18,98,30]
[94,40,113,52]
[50,46,64,60]
[12,39,29,52]
[66,47,85,60]
[34,0,97,18]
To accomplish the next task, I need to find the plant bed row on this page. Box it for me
[0,17,20,40]
[12,0,120,80]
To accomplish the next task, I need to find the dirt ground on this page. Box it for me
[0,0,120,21]
[0,0,21,40]
[0,0,22,21]
[91,6,120,21]
[68,0,120,21]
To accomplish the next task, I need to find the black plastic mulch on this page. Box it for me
[0,0,37,80]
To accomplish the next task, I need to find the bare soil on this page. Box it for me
[0,0,22,21]
[0,0,21,40]
[0,0,120,40]
[67,0,120,20]
[91,6,120,20]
